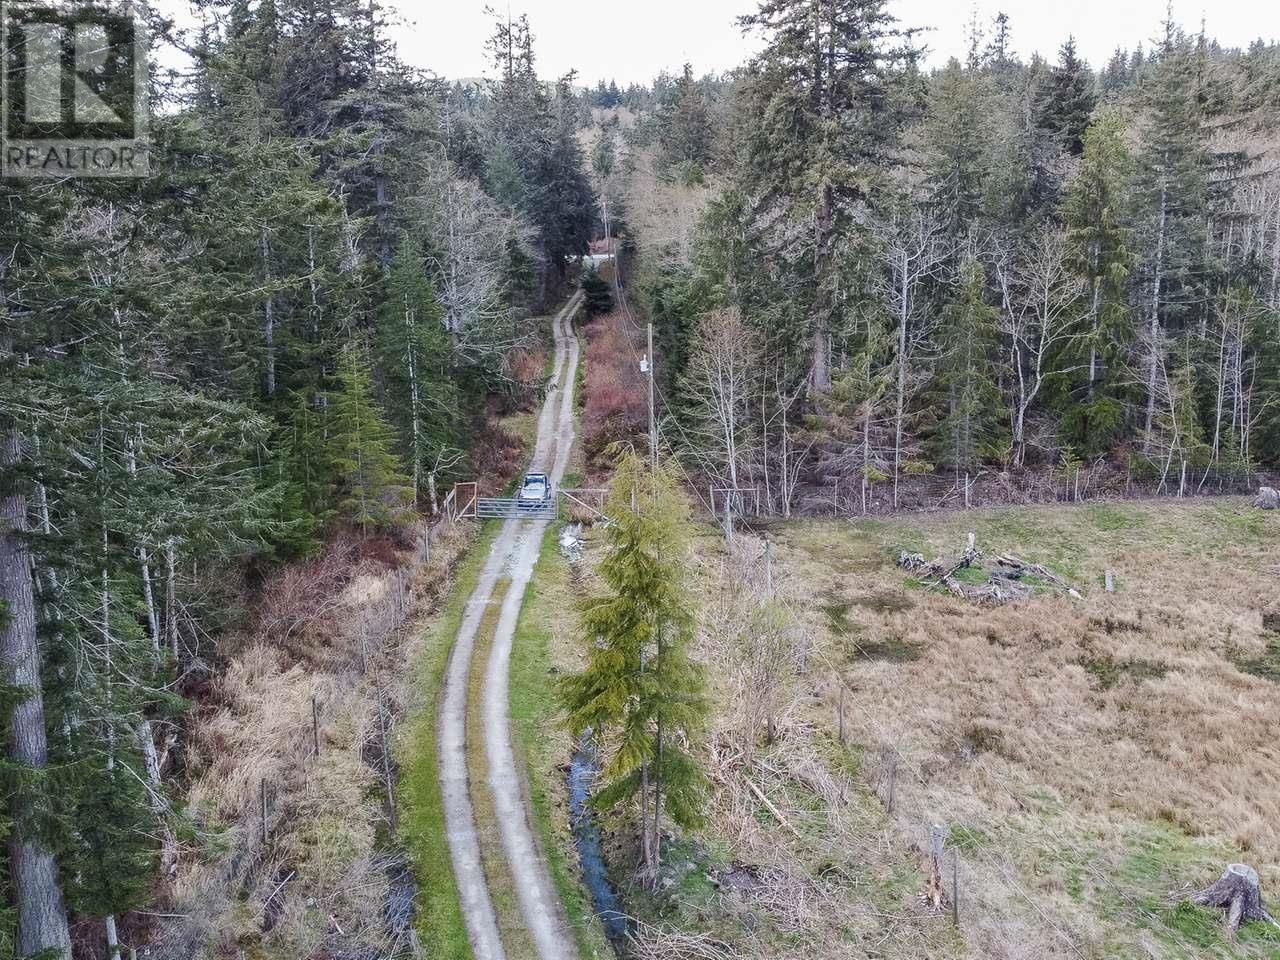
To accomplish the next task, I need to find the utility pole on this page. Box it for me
[647,321,657,474]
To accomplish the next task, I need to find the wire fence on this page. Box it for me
[710,461,1276,522]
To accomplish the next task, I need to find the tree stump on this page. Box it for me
[1263,605,1280,633]
[1254,487,1280,510]
[1191,864,1280,937]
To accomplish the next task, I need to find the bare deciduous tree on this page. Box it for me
[993,225,1086,468]
[419,166,536,367]
[1208,289,1267,469]
[681,308,761,494]
[873,209,947,507]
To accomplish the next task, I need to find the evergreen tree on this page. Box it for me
[328,342,414,534]
[984,12,1016,72]
[1036,37,1097,155]
[376,240,457,511]
[1060,108,1134,453]
[1135,18,1209,446]
[924,59,992,240]
[929,259,1006,471]
[560,450,707,875]
[582,268,614,317]
[1102,46,1132,95]
[656,63,714,182]
[273,393,333,557]
[485,14,596,305]
[985,58,1062,230]
[738,0,921,391]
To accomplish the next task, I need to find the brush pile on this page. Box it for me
[897,532,1082,604]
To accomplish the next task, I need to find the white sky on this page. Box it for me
[390,0,1273,85]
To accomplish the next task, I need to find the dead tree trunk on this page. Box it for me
[1191,864,1280,937]
[926,823,946,910]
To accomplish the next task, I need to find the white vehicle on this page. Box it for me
[519,473,550,502]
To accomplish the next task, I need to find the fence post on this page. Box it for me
[311,696,320,759]
[952,853,960,927]
[838,685,845,745]
[928,824,946,909]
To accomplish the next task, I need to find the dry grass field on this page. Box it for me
[595,497,1280,960]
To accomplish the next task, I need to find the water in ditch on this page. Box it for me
[568,733,629,950]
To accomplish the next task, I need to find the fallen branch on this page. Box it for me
[743,776,801,838]
[629,918,739,960]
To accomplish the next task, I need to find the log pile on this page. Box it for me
[895,534,1080,605]
[992,554,1084,599]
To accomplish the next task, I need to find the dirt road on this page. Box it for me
[437,292,583,960]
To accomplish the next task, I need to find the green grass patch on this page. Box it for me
[1079,656,1169,691]
[950,564,989,585]
[396,524,497,960]
[1199,503,1268,544]
[947,824,991,852]
[822,599,855,635]
[1158,901,1223,949]
[510,523,613,959]
[1084,504,1148,532]
[1236,634,1280,683]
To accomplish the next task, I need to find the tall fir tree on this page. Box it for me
[376,239,458,512]
[737,0,921,392]
[1135,18,1210,448]
[656,63,714,182]
[1036,37,1097,155]
[928,259,1006,472]
[328,342,414,534]
[1059,108,1135,453]
[560,450,707,876]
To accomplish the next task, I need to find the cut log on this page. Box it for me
[1190,863,1280,937]
[1255,487,1280,510]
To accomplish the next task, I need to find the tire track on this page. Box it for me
[437,292,583,960]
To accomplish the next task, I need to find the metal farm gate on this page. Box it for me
[474,496,557,520]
